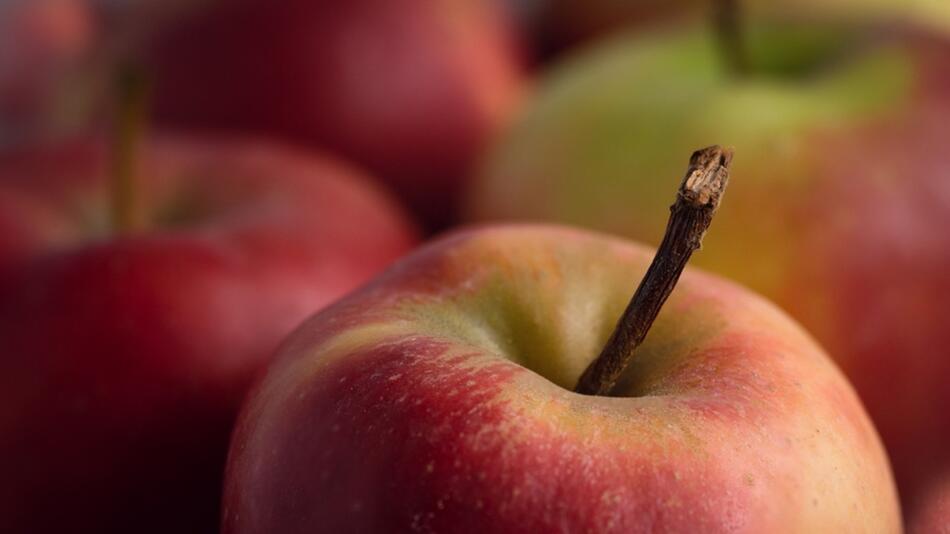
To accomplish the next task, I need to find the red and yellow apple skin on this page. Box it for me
[142,0,526,228]
[0,134,418,533]
[467,21,950,513]
[223,225,899,533]
[792,110,950,518]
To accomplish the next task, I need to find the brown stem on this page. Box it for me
[574,146,733,396]
[713,0,749,77]
[110,64,149,234]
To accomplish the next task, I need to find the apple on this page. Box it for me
[223,147,899,531]
[466,16,950,513]
[139,0,527,228]
[222,223,900,532]
[0,133,418,533]
[507,0,950,64]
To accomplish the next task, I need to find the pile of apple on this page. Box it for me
[2,0,948,532]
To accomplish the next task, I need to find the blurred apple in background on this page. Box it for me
[0,133,417,532]
[466,16,950,517]
[223,225,900,532]
[0,0,98,145]
[505,0,950,63]
[140,0,527,229]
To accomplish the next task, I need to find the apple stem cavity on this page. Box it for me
[713,0,749,76]
[574,146,733,396]
[110,65,149,234]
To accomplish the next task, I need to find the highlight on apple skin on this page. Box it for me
[0,133,418,533]
[222,225,900,533]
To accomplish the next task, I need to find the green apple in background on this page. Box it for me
[507,0,950,61]
[466,16,950,517]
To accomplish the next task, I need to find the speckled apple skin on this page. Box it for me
[223,225,899,533]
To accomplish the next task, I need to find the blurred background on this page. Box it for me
[1,0,949,532]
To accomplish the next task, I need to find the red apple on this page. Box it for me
[223,223,900,532]
[0,133,418,533]
[140,0,526,228]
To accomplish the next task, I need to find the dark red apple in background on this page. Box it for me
[141,0,527,228]
[0,134,417,533]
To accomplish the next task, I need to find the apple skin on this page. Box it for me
[911,474,950,534]
[466,20,950,512]
[141,0,526,228]
[223,225,899,533]
[0,134,418,533]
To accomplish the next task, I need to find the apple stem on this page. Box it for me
[110,64,149,234]
[713,0,749,76]
[574,146,733,396]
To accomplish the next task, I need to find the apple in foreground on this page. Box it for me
[223,150,898,531]
[141,0,526,228]
[467,16,950,513]
[0,134,417,533]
